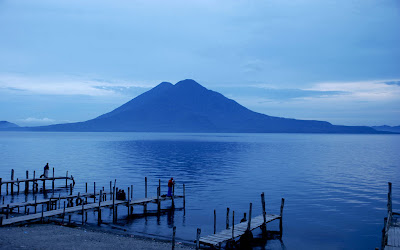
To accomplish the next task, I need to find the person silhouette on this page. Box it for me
[40,163,50,178]
[167,178,175,197]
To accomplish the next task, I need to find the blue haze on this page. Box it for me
[0,132,399,249]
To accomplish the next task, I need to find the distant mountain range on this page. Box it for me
[0,121,19,129]
[0,79,396,134]
[371,125,400,133]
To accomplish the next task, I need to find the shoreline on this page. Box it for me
[0,222,193,249]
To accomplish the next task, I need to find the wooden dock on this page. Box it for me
[382,182,400,250]
[0,168,75,195]
[0,194,183,226]
[196,193,284,249]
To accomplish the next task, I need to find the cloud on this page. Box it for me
[303,79,400,101]
[0,74,153,96]
[19,117,55,124]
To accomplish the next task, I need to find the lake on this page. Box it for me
[0,132,399,249]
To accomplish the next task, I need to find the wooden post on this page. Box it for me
[172,226,176,250]
[280,198,285,236]
[232,210,235,239]
[70,183,72,195]
[62,201,65,224]
[85,182,88,203]
[214,209,216,234]
[43,177,46,192]
[6,182,8,195]
[131,185,133,199]
[183,184,186,209]
[145,177,147,198]
[159,179,161,196]
[41,204,44,223]
[0,215,3,226]
[52,179,55,195]
[388,182,392,214]
[93,182,96,203]
[11,169,14,194]
[34,196,37,213]
[65,171,68,188]
[33,171,36,193]
[157,187,160,213]
[98,189,102,225]
[127,187,130,218]
[112,186,116,223]
[261,192,267,235]
[81,203,85,225]
[17,178,20,194]
[0,178,2,195]
[196,228,201,250]
[115,205,118,222]
[226,207,230,229]
[144,177,147,213]
[247,203,252,231]
[110,181,112,199]
[171,191,175,208]
[25,171,29,193]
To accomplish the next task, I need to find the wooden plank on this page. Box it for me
[199,214,281,245]
[1,195,183,226]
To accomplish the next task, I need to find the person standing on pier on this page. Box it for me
[167,177,175,197]
[40,163,50,178]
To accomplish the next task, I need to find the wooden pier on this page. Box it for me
[382,182,400,250]
[0,169,75,195]
[196,193,284,249]
[0,171,185,228]
[0,194,183,226]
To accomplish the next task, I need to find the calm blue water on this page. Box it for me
[0,132,399,249]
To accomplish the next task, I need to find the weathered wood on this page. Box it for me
[98,190,102,225]
[199,214,281,247]
[214,209,216,234]
[25,171,29,193]
[280,198,285,235]
[232,210,235,239]
[247,203,252,231]
[0,178,2,194]
[196,228,201,250]
[65,171,68,188]
[93,182,96,203]
[172,226,176,250]
[144,177,148,213]
[157,187,161,212]
[11,169,14,194]
[183,184,185,209]
[1,195,182,226]
[226,207,230,229]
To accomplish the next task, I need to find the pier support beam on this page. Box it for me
[280,198,285,236]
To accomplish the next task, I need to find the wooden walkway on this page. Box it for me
[0,192,112,211]
[0,169,75,195]
[195,194,285,249]
[199,214,281,246]
[0,195,183,226]
[382,182,400,250]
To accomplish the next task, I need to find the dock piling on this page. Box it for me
[183,184,185,209]
[41,204,44,223]
[25,171,29,193]
[157,187,160,213]
[261,192,267,235]
[247,203,252,231]
[11,169,14,195]
[98,190,102,225]
[196,228,201,250]
[232,210,235,239]
[214,209,216,234]
[93,182,96,203]
[0,178,2,195]
[172,226,176,250]
[280,198,285,236]
[226,207,230,229]
[65,171,68,188]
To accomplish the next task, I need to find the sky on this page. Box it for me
[0,0,399,127]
